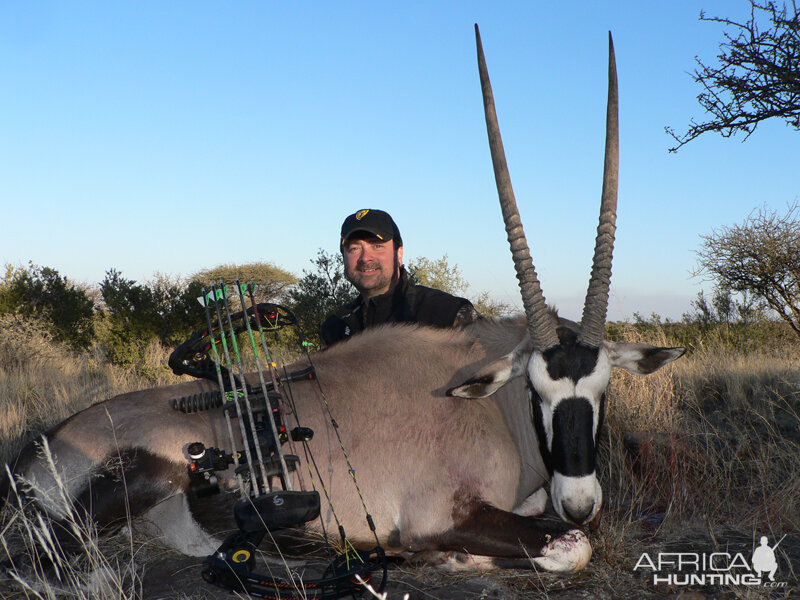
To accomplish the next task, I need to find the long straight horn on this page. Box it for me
[475,24,559,352]
[579,32,619,349]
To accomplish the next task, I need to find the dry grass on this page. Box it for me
[591,323,799,599]
[1,316,798,598]
[602,324,799,529]
[1,442,142,600]
[0,314,182,468]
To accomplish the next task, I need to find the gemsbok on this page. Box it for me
[4,26,684,576]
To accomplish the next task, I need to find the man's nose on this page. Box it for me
[357,248,373,262]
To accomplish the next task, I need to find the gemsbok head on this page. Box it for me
[449,26,685,525]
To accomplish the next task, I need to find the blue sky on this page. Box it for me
[1,1,797,321]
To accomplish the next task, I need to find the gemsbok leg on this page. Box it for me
[416,499,591,573]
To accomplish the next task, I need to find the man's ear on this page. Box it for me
[605,341,686,375]
[447,338,531,398]
[396,244,404,266]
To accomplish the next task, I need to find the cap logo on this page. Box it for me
[355,209,370,220]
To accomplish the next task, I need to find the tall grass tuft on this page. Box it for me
[2,442,142,599]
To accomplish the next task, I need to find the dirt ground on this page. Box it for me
[2,518,797,599]
[136,526,799,600]
[139,550,630,600]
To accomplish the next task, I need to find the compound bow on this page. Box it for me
[167,281,387,598]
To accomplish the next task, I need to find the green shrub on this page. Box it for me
[98,269,206,368]
[0,263,95,351]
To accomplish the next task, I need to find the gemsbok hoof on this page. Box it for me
[532,530,592,574]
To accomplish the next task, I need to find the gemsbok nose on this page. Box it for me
[562,500,594,524]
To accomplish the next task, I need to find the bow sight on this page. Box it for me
[168,281,386,599]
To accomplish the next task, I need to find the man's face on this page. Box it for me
[343,236,403,299]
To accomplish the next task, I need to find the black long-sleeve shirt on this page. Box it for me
[320,270,477,347]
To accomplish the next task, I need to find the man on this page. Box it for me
[321,209,478,346]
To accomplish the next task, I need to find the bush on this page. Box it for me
[98,270,206,367]
[605,306,798,358]
[286,249,353,348]
[0,312,60,371]
[0,263,94,351]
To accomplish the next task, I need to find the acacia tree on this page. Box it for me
[667,0,800,151]
[695,203,800,338]
[192,262,297,304]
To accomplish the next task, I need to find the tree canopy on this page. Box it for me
[667,0,800,151]
[192,262,296,304]
[695,203,800,338]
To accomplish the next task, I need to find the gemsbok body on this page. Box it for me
[5,27,684,574]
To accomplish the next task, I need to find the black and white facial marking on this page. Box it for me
[528,327,609,525]
[446,323,685,526]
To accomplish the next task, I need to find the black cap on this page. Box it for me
[340,209,403,246]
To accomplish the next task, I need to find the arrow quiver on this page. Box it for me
[168,282,386,598]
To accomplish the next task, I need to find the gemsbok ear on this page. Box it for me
[447,353,519,398]
[447,338,532,398]
[605,341,686,375]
